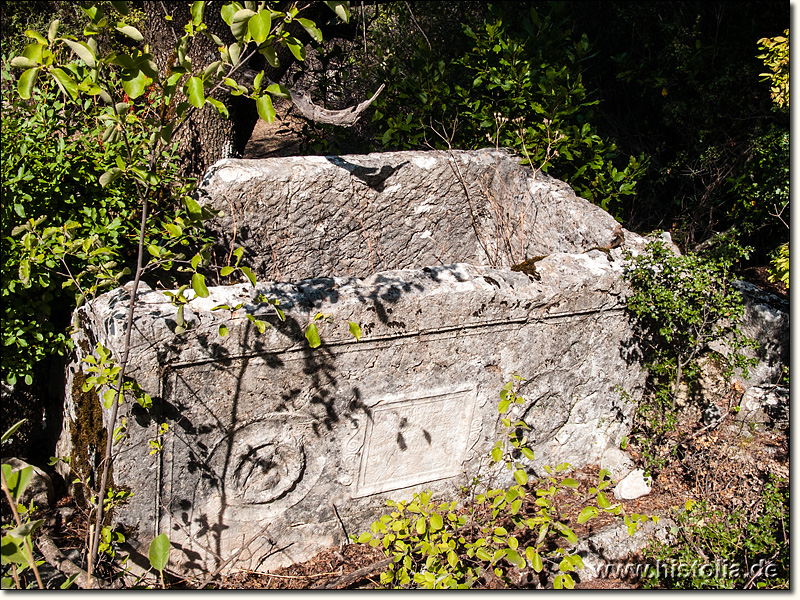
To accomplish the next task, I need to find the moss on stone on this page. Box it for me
[69,369,110,507]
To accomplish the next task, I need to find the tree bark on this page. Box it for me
[140,1,263,179]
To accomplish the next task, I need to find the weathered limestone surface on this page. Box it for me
[59,256,645,574]
[199,149,625,281]
[730,281,789,387]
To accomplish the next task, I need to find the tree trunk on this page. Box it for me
[139,1,362,179]
[139,1,254,178]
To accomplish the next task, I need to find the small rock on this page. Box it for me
[1,457,55,510]
[614,468,652,500]
[600,447,636,481]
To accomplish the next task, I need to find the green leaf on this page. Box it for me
[121,68,149,99]
[597,491,612,509]
[305,322,321,348]
[227,42,242,65]
[577,506,598,524]
[253,70,263,93]
[260,44,279,68]
[62,39,96,67]
[165,223,182,238]
[202,60,223,80]
[562,478,579,489]
[110,1,129,15]
[356,532,372,544]
[558,525,578,544]
[190,1,205,26]
[50,67,79,100]
[7,519,43,540]
[265,82,290,98]
[221,2,242,25]
[99,168,124,187]
[60,573,79,589]
[186,76,205,109]
[183,195,203,219]
[415,517,426,535]
[102,388,117,409]
[285,36,306,61]
[239,266,256,286]
[527,548,543,572]
[256,94,276,123]
[323,1,350,23]
[22,41,44,64]
[148,533,170,572]
[47,19,60,42]
[218,324,229,337]
[192,273,209,298]
[18,260,31,285]
[220,266,235,277]
[25,30,48,45]
[248,11,272,45]
[2,420,27,444]
[1,534,28,566]
[348,321,362,341]
[230,9,256,40]
[513,468,528,486]
[115,24,143,41]
[296,18,323,43]
[476,547,492,562]
[207,97,229,118]
[429,513,443,531]
[10,56,38,69]
[7,466,33,503]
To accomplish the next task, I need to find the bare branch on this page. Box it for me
[37,533,117,589]
[288,83,385,126]
[311,556,394,589]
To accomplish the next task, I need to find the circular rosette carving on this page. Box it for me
[210,420,306,506]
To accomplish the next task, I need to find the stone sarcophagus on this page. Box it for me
[60,258,643,574]
[58,150,649,575]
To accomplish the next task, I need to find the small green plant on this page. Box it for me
[623,235,758,473]
[354,378,650,589]
[147,533,171,589]
[643,477,788,589]
[0,420,44,589]
[768,242,788,290]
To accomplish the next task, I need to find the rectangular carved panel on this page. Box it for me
[355,388,476,497]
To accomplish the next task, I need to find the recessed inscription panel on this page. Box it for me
[355,388,476,497]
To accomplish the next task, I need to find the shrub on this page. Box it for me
[1,56,145,387]
[368,5,647,216]
[623,236,758,472]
